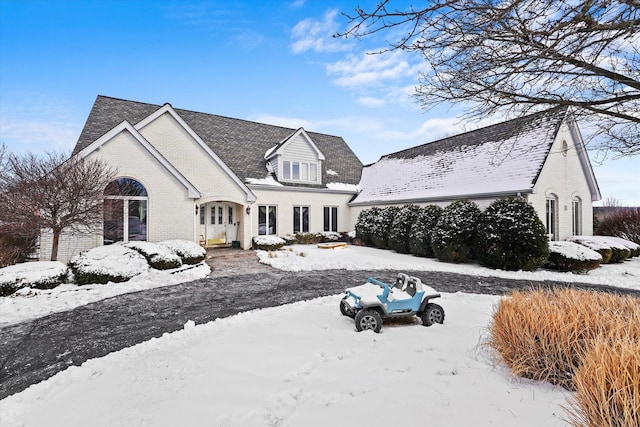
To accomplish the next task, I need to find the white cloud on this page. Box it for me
[290,9,351,54]
[326,50,424,88]
[290,0,305,8]
[357,97,386,108]
[0,95,82,154]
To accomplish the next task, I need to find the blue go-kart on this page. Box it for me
[340,273,445,333]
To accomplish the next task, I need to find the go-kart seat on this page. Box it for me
[394,273,409,290]
[406,277,423,297]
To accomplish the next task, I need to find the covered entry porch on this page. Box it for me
[197,201,244,248]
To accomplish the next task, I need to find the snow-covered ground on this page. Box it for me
[258,244,640,290]
[1,294,569,426]
[0,263,211,327]
[1,245,638,426]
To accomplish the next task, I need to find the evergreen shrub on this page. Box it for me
[371,206,400,249]
[475,197,549,271]
[388,205,421,254]
[431,200,480,263]
[409,205,443,257]
[355,207,380,246]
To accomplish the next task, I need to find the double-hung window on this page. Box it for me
[282,161,318,183]
[324,206,338,232]
[546,196,557,240]
[572,197,582,236]
[293,206,309,233]
[258,205,277,235]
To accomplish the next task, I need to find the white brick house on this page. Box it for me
[42,96,362,262]
[40,97,599,262]
[349,107,601,241]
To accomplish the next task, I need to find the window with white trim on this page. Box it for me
[281,160,318,183]
[103,178,148,244]
[572,197,582,236]
[324,206,338,232]
[293,206,309,233]
[546,195,557,240]
[258,205,277,235]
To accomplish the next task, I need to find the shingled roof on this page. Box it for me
[73,95,363,187]
[350,107,569,205]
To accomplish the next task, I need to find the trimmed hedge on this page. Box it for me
[158,240,206,265]
[547,241,602,273]
[371,206,400,249]
[432,200,481,263]
[355,207,380,246]
[125,241,182,270]
[475,197,549,271]
[69,245,149,285]
[252,236,286,251]
[388,205,421,254]
[408,205,442,258]
[0,261,68,296]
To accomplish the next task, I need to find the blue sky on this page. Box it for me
[1,0,638,205]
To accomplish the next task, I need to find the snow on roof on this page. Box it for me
[351,108,567,205]
[245,176,284,187]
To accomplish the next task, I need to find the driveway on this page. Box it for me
[1,252,638,399]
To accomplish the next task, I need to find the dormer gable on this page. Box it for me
[264,127,325,184]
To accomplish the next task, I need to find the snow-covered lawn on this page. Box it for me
[1,293,569,426]
[0,263,210,327]
[258,244,640,290]
[1,245,638,426]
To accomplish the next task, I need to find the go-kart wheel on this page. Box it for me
[421,303,445,326]
[340,298,356,318]
[355,309,383,333]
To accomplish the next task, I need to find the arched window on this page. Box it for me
[546,194,558,241]
[103,178,148,244]
[572,196,582,236]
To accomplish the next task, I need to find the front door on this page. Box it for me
[199,202,238,245]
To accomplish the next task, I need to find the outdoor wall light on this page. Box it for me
[245,206,251,215]
[195,205,199,215]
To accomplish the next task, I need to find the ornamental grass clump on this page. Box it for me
[489,288,640,390]
[566,338,640,427]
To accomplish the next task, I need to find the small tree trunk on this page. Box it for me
[51,229,61,261]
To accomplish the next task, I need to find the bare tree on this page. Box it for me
[0,150,116,261]
[339,0,640,156]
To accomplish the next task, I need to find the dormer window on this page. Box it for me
[282,160,318,182]
[265,127,325,185]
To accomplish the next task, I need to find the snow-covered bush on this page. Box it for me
[159,240,206,265]
[69,244,149,285]
[547,241,602,273]
[281,234,297,246]
[125,241,182,270]
[355,207,380,246]
[0,261,68,296]
[388,204,421,254]
[253,235,286,251]
[431,200,481,263]
[371,206,400,249]
[409,205,443,257]
[601,236,640,258]
[475,197,549,271]
[295,232,322,244]
[319,231,341,242]
[568,236,631,263]
[596,207,640,245]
